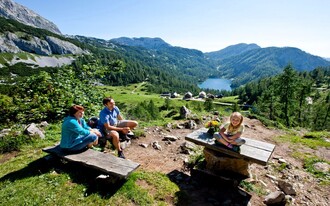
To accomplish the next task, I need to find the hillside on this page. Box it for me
[110,37,172,50]
[122,117,329,205]
[1,115,329,205]
[1,0,330,90]
[210,45,330,87]
[205,43,261,61]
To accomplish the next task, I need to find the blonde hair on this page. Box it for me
[228,112,244,132]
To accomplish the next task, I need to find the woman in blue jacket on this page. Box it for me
[60,105,101,152]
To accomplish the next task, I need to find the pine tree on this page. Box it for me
[276,65,298,127]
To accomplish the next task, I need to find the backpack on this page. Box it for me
[87,117,99,128]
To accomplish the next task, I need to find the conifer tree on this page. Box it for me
[276,65,298,127]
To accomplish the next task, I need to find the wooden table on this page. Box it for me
[185,128,275,165]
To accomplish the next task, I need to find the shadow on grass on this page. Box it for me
[0,155,126,198]
[167,169,251,206]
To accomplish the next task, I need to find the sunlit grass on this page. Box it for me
[275,132,330,149]
[291,151,330,185]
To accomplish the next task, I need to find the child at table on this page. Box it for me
[213,112,246,150]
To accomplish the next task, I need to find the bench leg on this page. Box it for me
[203,148,250,177]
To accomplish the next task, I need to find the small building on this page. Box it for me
[199,91,206,98]
[183,92,193,100]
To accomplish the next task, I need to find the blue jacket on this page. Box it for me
[60,116,91,149]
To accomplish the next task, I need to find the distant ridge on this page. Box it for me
[0,0,61,34]
[211,45,330,87]
[205,43,260,61]
[110,37,172,50]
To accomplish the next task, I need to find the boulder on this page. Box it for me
[24,123,45,139]
[180,106,190,119]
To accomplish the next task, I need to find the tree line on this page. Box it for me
[233,65,330,131]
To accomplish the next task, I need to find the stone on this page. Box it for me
[263,191,285,205]
[203,148,249,177]
[152,141,162,150]
[313,162,330,173]
[180,141,199,154]
[184,120,197,129]
[180,106,190,119]
[163,135,178,141]
[278,180,296,195]
[24,123,45,139]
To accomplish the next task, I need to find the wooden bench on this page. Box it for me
[42,145,140,179]
[185,128,275,166]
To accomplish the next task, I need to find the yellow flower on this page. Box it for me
[205,120,220,128]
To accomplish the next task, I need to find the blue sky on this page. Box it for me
[14,0,330,58]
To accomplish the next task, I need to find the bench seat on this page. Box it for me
[185,128,275,166]
[43,145,140,179]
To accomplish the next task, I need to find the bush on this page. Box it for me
[0,134,32,153]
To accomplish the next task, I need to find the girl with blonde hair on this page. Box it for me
[213,112,246,151]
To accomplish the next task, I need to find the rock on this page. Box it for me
[176,124,184,129]
[180,106,190,119]
[139,143,148,148]
[0,32,86,58]
[278,180,296,195]
[0,0,61,34]
[0,128,11,138]
[39,121,49,128]
[184,120,197,129]
[313,162,330,173]
[263,191,285,205]
[163,135,178,141]
[152,141,162,150]
[266,174,277,181]
[46,36,86,55]
[24,123,45,139]
[180,141,198,154]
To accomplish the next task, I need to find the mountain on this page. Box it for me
[205,43,260,61]
[76,35,217,81]
[0,17,92,70]
[110,37,171,50]
[0,16,87,66]
[1,0,329,90]
[213,46,330,87]
[0,0,61,34]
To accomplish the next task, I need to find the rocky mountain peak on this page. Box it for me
[0,0,61,35]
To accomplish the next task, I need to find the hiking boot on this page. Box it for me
[127,131,135,138]
[118,151,126,159]
[119,132,131,142]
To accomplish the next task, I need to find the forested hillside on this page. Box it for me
[204,43,260,61]
[209,45,330,87]
[233,66,330,130]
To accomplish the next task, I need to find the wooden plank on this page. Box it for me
[242,137,275,151]
[185,128,275,166]
[43,145,140,179]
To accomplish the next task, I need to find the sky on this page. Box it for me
[14,0,330,58]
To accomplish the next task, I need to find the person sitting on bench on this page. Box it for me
[60,105,101,152]
[213,112,246,151]
[98,97,138,159]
